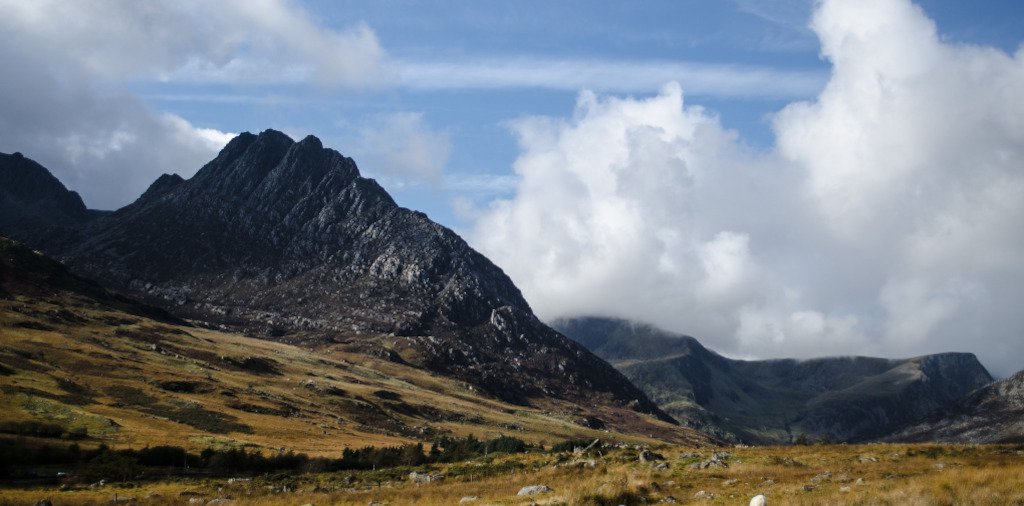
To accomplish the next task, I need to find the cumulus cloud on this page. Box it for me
[351,112,451,185]
[473,0,1024,376]
[0,0,388,209]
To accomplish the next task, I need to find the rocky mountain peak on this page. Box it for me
[0,151,88,218]
[0,138,669,422]
[138,173,184,201]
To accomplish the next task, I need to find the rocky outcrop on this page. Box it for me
[0,133,670,420]
[889,369,1024,443]
[553,317,995,443]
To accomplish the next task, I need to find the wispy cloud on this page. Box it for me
[162,56,826,100]
[395,58,827,99]
[441,173,518,193]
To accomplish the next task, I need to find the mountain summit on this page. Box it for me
[0,133,677,431]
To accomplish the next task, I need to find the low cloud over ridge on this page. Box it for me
[472,0,1024,376]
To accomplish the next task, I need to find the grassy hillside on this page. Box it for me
[0,237,706,457]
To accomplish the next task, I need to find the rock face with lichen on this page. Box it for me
[0,132,670,419]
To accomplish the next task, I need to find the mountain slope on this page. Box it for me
[889,369,1024,443]
[0,136,673,427]
[0,236,707,452]
[553,317,995,444]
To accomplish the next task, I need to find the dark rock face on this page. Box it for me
[0,152,103,247]
[0,236,180,324]
[0,133,668,419]
[890,369,1024,443]
[553,316,995,443]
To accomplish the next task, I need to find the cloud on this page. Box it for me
[351,113,451,185]
[395,58,826,99]
[0,0,390,209]
[472,0,1024,376]
[1,0,388,87]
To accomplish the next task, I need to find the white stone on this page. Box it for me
[517,485,552,496]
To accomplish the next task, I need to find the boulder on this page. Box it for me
[517,485,552,496]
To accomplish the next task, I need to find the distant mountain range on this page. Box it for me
[890,369,1024,443]
[0,133,677,436]
[552,317,1007,444]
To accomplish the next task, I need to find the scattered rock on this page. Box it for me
[206,499,232,506]
[409,471,444,484]
[639,449,665,462]
[803,485,816,492]
[34,499,52,506]
[654,462,669,470]
[858,455,879,463]
[568,459,597,469]
[661,496,677,503]
[749,495,767,506]
[574,439,602,454]
[855,478,865,485]
[693,490,715,500]
[678,452,702,459]
[689,452,729,469]
[459,497,479,503]
[840,486,851,493]
[723,478,739,486]
[517,485,552,496]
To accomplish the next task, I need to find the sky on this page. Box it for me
[2,0,1024,376]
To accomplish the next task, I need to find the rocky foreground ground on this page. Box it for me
[3,442,1022,505]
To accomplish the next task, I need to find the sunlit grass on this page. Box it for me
[2,444,1022,505]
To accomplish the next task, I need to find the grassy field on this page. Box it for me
[2,443,1022,505]
[0,291,700,455]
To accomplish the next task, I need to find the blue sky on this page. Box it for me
[120,0,1024,229]
[3,0,1024,373]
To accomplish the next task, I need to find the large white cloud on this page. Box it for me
[0,0,388,209]
[473,0,1024,376]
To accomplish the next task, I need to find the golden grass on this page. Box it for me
[2,444,1023,505]
[0,292,696,457]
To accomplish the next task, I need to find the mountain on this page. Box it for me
[552,317,995,444]
[1,236,695,452]
[0,134,681,435]
[889,369,1024,443]
[0,152,105,248]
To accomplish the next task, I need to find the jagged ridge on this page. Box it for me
[0,135,671,423]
